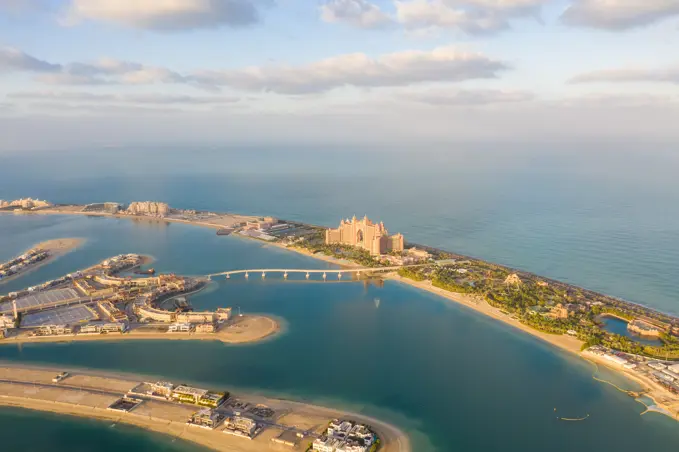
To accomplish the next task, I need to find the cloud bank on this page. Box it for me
[64,0,271,30]
[320,0,391,28]
[1,46,508,94]
[561,0,679,30]
[570,65,679,84]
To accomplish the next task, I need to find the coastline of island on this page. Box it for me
[0,237,86,285]
[0,314,281,346]
[3,201,679,423]
[0,363,410,452]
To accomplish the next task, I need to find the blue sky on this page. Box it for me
[0,0,677,151]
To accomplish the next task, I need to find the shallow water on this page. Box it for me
[2,215,679,452]
[1,147,678,451]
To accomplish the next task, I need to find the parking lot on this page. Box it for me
[0,288,81,314]
[21,304,98,327]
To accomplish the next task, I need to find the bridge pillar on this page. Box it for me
[245,272,249,279]
[226,274,230,280]
[337,272,342,279]
[262,272,266,279]
[284,272,288,279]
[306,272,310,279]
[322,272,327,280]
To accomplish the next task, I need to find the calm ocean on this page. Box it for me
[0,146,678,451]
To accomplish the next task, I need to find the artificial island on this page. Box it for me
[3,196,679,448]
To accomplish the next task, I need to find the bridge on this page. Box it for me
[206,265,424,281]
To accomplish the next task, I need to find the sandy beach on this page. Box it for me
[0,363,411,452]
[7,207,678,423]
[1,315,280,346]
[0,237,85,285]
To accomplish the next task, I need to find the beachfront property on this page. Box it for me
[149,381,175,398]
[171,385,228,407]
[79,322,128,334]
[34,324,74,336]
[325,216,404,256]
[168,322,192,333]
[187,408,225,430]
[0,247,49,280]
[223,415,259,439]
[195,322,216,333]
[313,419,376,452]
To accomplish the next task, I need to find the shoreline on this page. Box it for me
[0,363,411,452]
[0,237,86,286]
[4,208,678,422]
[0,315,281,346]
[384,274,679,419]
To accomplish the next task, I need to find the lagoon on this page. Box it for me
[2,214,679,451]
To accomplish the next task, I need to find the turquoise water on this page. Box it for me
[599,316,663,346]
[0,406,201,452]
[1,147,679,451]
[2,214,679,451]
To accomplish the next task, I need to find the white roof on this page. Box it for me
[173,385,208,397]
[668,363,679,373]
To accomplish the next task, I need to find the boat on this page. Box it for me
[134,268,155,275]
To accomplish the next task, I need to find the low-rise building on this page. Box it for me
[195,323,215,333]
[99,301,128,322]
[171,385,227,407]
[0,314,15,329]
[168,323,192,333]
[149,381,175,398]
[187,408,224,429]
[35,324,74,336]
[628,319,663,337]
[135,305,174,322]
[224,416,257,436]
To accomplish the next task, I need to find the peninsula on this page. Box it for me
[0,364,409,452]
[0,252,279,346]
[4,199,679,421]
[0,237,84,285]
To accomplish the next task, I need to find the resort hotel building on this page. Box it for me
[325,215,404,256]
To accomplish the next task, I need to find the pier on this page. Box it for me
[205,265,424,281]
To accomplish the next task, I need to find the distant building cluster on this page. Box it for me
[312,419,376,452]
[0,248,49,281]
[326,215,403,256]
[126,201,171,217]
[0,198,51,210]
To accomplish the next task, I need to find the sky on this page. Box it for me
[0,0,677,151]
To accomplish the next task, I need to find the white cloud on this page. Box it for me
[194,45,509,93]
[0,49,196,86]
[65,0,271,31]
[561,0,679,30]
[0,47,62,73]
[400,88,534,105]
[1,46,508,94]
[569,65,679,84]
[7,91,240,104]
[320,0,392,28]
[394,0,545,35]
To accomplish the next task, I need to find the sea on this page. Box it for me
[0,145,678,451]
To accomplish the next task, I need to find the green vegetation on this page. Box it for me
[397,267,426,281]
[396,261,679,358]
[294,237,386,268]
